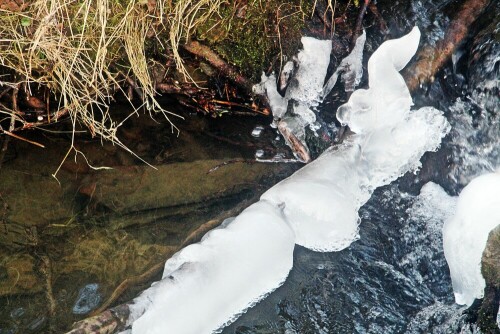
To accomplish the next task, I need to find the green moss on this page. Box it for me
[196,0,314,81]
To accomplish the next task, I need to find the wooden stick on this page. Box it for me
[2,130,45,148]
[183,41,253,93]
[404,0,492,91]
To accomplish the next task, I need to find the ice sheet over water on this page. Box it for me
[128,201,295,334]
[443,171,500,306]
[123,27,451,333]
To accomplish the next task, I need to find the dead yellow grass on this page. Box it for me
[0,0,222,176]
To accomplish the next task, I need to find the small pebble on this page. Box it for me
[28,316,46,331]
[72,283,101,315]
[251,125,264,138]
[10,307,25,319]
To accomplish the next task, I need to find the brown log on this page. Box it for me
[183,40,253,93]
[404,0,492,91]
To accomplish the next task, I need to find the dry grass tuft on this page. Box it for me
[0,0,222,176]
[165,0,226,81]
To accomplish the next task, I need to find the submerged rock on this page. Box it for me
[72,283,101,315]
[78,159,289,229]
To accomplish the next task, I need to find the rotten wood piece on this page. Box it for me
[66,304,130,334]
[404,0,492,91]
[183,40,253,93]
[277,120,311,163]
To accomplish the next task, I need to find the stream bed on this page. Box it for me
[0,0,499,333]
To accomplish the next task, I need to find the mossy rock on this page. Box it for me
[196,1,315,81]
[478,224,500,333]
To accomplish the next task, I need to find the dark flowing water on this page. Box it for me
[222,0,500,333]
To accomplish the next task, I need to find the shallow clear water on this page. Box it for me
[0,109,297,333]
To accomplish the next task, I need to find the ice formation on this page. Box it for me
[124,27,450,333]
[253,37,332,160]
[254,32,367,160]
[322,31,366,97]
[128,201,295,334]
[263,27,449,251]
[443,171,500,306]
[253,36,331,121]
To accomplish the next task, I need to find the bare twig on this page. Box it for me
[0,84,19,169]
[2,130,45,148]
[351,0,370,49]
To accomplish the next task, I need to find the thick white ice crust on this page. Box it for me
[128,201,295,334]
[263,27,450,251]
[123,27,451,333]
[443,171,500,306]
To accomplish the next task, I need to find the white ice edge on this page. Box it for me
[124,26,451,334]
[443,171,500,306]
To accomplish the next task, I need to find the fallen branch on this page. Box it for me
[183,40,254,93]
[404,0,492,91]
[351,0,370,49]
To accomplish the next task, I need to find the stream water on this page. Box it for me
[220,0,500,332]
[0,0,499,333]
